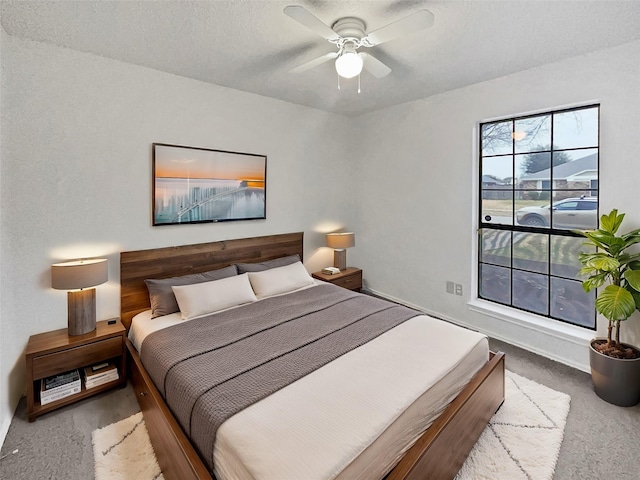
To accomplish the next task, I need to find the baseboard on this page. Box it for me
[364,287,590,373]
[0,411,12,450]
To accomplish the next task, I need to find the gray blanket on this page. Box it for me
[141,283,418,472]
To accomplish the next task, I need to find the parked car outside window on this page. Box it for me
[516,197,598,229]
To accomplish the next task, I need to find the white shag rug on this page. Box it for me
[93,371,570,480]
[456,370,571,480]
[92,412,163,480]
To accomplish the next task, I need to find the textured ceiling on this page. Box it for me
[2,1,640,117]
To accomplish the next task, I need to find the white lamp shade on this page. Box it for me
[335,48,363,79]
[326,232,355,249]
[51,258,108,290]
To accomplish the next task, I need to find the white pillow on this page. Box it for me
[248,261,315,298]
[171,273,257,320]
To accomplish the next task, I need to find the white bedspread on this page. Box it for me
[129,297,488,480]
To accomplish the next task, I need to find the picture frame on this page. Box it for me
[152,143,267,226]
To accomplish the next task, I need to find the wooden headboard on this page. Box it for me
[120,232,304,330]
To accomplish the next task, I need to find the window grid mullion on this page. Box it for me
[478,104,599,330]
[547,114,555,316]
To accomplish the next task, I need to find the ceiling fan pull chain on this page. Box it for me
[358,74,361,94]
[337,73,341,90]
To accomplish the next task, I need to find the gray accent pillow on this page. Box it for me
[235,254,301,274]
[145,265,238,318]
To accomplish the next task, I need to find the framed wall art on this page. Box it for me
[152,143,267,226]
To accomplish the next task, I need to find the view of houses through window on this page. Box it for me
[478,105,599,329]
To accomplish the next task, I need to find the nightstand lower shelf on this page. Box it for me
[26,319,127,422]
[31,377,125,419]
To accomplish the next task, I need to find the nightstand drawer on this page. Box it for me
[32,336,122,380]
[312,267,363,292]
[331,271,362,290]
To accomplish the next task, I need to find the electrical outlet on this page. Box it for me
[455,283,463,296]
[446,281,454,294]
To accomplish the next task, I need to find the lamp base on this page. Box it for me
[333,249,347,271]
[68,289,97,336]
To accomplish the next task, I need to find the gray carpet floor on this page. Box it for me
[1,338,639,479]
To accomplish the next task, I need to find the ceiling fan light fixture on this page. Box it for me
[335,45,363,79]
[285,6,435,85]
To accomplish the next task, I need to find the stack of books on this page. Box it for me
[84,362,119,389]
[40,370,81,405]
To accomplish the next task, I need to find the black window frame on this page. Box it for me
[477,104,600,330]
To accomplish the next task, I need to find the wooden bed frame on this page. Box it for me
[120,232,505,480]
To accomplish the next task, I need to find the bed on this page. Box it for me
[121,232,505,480]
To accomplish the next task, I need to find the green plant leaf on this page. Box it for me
[628,287,640,311]
[584,230,616,251]
[621,228,640,242]
[581,251,615,264]
[596,285,636,321]
[619,253,640,267]
[623,237,640,251]
[578,265,598,277]
[600,209,624,235]
[587,256,619,272]
[625,269,640,292]
[608,237,627,257]
[579,252,601,266]
[582,273,607,292]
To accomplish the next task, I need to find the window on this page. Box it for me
[478,105,599,329]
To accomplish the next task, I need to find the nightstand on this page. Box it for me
[25,318,127,422]
[312,267,363,292]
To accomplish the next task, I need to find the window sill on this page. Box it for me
[468,298,594,348]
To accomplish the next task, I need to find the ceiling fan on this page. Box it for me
[284,5,434,85]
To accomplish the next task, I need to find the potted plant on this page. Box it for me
[578,209,640,406]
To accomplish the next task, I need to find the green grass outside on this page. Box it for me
[482,199,548,216]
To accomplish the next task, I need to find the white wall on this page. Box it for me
[350,40,640,372]
[0,25,5,444]
[0,31,355,445]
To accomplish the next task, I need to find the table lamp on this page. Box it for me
[51,258,108,336]
[326,232,355,271]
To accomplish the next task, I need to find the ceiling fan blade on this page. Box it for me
[289,52,338,74]
[362,9,434,46]
[360,53,392,78]
[284,5,341,42]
